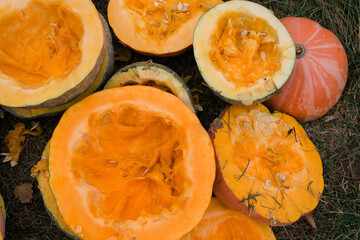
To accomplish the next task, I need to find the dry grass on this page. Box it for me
[0,0,359,239]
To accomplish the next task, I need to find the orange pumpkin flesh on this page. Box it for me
[47,86,215,239]
[0,0,82,89]
[210,13,281,87]
[0,0,107,109]
[265,17,348,122]
[180,198,276,240]
[211,104,324,226]
[108,0,222,56]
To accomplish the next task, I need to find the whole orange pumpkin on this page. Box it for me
[265,17,348,122]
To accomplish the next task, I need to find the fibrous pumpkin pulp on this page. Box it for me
[0,0,114,118]
[108,0,222,56]
[193,1,295,105]
[210,104,324,226]
[265,17,348,122]
[33,86,215,240]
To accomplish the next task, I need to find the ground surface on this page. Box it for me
[0,0,359,239]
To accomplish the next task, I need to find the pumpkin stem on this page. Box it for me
[295,44,306,59]
[304,211,317,229]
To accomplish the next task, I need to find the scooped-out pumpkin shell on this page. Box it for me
[210,104,324,226]
[193,1,295,105]
[47,86,215,239]
[104,61,195,112]
[0,0,113,110]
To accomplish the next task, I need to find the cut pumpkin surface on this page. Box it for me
[104,61,195,112]
[193,1,295,104]
[0,0,113,109]
[211,104,324,225]
[108,0,222,56]
[41,86,214,240]
[0,194,5,240]
[180,198,276,240]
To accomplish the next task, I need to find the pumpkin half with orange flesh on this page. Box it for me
[193,1,295,105]
[180,198,276,240]
[108,0,222,56]
[265,17,348,122]
[210,104,324,226]
[0,0,114,112]
[45,86,215,239]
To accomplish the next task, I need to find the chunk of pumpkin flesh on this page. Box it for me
[70,105,188,223]
[0,0,83,89]
[215,105,323,223]
[210,13,281,87]
[124,0,221,40]
[183,215,268,240]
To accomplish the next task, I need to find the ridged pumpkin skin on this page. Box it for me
[0,0,112,110]
[47,86,215,240]
[2,14,115,119]
[104,61,195,112]
[265,17,348,122]
[108,0,222,56]
[0,194,5,240]
[180,198,276,240]
[210,104,324,226]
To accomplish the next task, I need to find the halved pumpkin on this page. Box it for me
[104,61,195,112]
[108,0,222,56]
[0,0,113,111]
[193,1,295,105]
[210,104,324,226]
[0,194,5,240]
[180,197,276,240]
[46,86,215,239]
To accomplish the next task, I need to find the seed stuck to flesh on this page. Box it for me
[266,179,271,186]
[160,19,169,24]
[277,173,286,181]
[241,30,248,37]
[261,51,266,61]
[178,2,183,11]
[154,1,159,7]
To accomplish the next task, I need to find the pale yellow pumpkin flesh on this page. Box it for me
[193,1,295,105]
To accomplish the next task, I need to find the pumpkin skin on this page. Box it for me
[46,86,215,240]
[0,0,113,110]
[193,1,295,105]
[104,61,195,112]
[180,198,276,240]
[0,194,5,240]
[210,104,324,226]
[265,17,348,122]
[108,0,222,56]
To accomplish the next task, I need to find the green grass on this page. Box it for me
[0,0,359,239]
